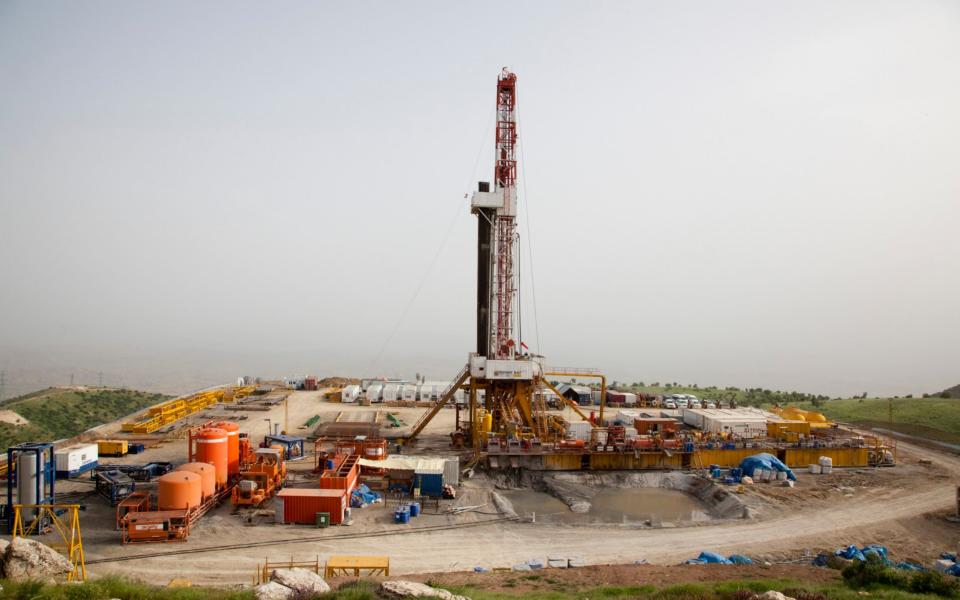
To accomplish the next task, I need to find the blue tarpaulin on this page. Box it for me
[686,551,750,565]
[835,544,891,564]
[946,564,960,577]
[739,453,797,481]
[895,562,925,572]
[350,484,380,508]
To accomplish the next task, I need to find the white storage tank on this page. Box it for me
[54,443,99,478]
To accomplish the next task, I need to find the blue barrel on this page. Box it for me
[409,502,420,517]
[394,506,410,524]
[325,459,335,470]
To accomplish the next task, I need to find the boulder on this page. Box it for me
[3,537,72,583]
[254,581,294,600]
[756,592,796,600]
[271,568,330,595]
[827,555,853,570]
[379,580,470,600]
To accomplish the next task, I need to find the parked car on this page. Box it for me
[662,396,677,409]
[705,400,717,409]
[674,396,689,409]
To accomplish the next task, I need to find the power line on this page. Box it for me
[516,108,542,355]
[368,104,496,371]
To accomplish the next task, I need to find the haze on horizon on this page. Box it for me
[1,1,958,400]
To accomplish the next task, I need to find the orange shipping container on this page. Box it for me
[276,488,347,525]
[633,418,679,436]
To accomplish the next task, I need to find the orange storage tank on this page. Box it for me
[211,421,241,477]
[193,428,229,487]
[158,471,202,511]
[176,462,216,498]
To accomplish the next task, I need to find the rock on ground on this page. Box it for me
[271,567,331,595]
[380,580,471,600]
[3,537,72,583]
[254,581,294,600]
[755,591,796,600]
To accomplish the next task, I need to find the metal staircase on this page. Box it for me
[405,364,470,443]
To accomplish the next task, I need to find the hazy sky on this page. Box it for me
[1,1,958,398]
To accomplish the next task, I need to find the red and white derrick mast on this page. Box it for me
[493,68,518,359]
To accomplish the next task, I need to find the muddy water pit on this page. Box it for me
[503,488,712,525]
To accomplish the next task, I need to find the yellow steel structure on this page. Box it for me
[324,555,390,578]
[12,504,86,581]
[403,363,608,450]
[122,385,256,434]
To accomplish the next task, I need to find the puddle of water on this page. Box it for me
[503,488,711,525]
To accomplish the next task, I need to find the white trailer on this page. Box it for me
[341,385,361,403]
[381,383,401,402]
[400,383,418,402]
[366,383,383,404]
[54,443,99,478]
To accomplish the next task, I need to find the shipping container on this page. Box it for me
[633,418,680,436]
[97,439,129,457]
[275,488,347,525]
[414,458,445,497]
[55,443,99,477]
[303,377,318,391]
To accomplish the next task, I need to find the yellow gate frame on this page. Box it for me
[12,504,86,581]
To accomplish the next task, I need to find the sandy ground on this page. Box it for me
[0,409,28,425]
[45,391,960,587]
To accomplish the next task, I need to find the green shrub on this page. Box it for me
[842,555,908,589]
[908,571,960,598]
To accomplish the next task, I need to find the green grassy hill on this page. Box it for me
[0,387,171,448]
[789,397,960,444]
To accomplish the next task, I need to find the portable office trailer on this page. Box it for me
[341,385,361,403]
[684,409,767,438]
[55,443,99,478]
[381,383,401,403]
[365,384,383,404]
[275,488,347,525]
[400,384,418,402]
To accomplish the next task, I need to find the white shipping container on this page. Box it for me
[623,392,638,405]
[55,443,98,475]
[366,384,383,404]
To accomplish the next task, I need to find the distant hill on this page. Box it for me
[0,387,171,448]
[938,384,960,399]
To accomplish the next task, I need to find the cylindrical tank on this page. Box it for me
[17,451,44,520]
[210,421,241,477]
[158,471,202,510]
[483,412,493,434]
[194,428,228,486]
[363,443,385,460]
[175,462,216,498]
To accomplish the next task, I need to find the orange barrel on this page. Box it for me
[158,471,202,510]
[210,421,241,477]
[175,462,216,498]
[194,427,229,486]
